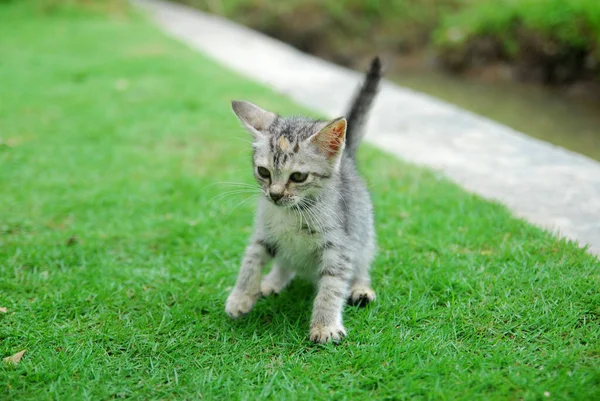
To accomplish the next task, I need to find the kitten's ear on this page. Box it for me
[309,117,347,158]
[231,100,277,138]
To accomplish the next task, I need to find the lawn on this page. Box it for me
[1,2,599,400]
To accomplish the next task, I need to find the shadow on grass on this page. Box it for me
[222,280,315,342]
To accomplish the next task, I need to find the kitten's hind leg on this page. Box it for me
[349,281,376,307]
[260,262,295,297]
[348,258,376,307]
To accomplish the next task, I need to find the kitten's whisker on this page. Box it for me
[317,203,343,226]
[209,189,261,203]
[234,148,252,156]
[317,207,343,230]
[297,205,312,234]
[211,188,260,195]
[330,187,349,211]
[314,208,330,234]
[230,136,253,145]
[204,181,257,189]
[228,195,259,215]
[312,200,341,231]
[293,204,304,230]
[310,196,344,225]
[212,189,261,200]
[225,128,254,137]
[301,201,327,234]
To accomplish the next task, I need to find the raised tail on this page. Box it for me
[344,56,383,158]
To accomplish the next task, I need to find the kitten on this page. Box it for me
[225,57,382,343]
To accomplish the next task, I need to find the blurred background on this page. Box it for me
[172,0,600,160]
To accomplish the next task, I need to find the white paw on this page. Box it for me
[309,323,347,344]
[349,285,376,306]
[260,278,282,297]
[225,290,257,318]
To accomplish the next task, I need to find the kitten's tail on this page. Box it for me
[344,56,383,158]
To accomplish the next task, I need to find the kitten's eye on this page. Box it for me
[289,172,308,183]
[257,166,271,179]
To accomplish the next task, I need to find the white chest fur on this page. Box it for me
[259,201,324,274]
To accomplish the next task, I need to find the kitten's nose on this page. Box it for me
[269,191,284,203]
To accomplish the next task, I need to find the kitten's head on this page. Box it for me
[232,100,346,208]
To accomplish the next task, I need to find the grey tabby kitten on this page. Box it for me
[225,57,382,343]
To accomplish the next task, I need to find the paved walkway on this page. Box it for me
[135,0,600,256]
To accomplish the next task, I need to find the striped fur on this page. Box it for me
[345,57,382,158]
[226,57,382,343]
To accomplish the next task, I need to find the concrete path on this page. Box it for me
[134,0,600,256]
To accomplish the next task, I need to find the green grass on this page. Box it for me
[1,2,599,400]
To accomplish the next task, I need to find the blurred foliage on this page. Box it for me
[177,0,466,65]
[177,0,600,83]
[437,0,600,48]
[13,0,129,15]
[23,0,600,83]
[435,0,600,82]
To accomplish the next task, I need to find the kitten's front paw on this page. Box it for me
[309,323,347,344]
[225,290,257,318]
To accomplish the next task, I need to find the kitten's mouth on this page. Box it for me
[272,199,293,207]
[268,196,315,210]
[267,195,297,208]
